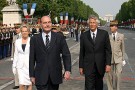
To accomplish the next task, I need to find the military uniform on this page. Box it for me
[106,20,125,90]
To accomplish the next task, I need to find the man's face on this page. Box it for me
[110,25,117,33]
[41,16,52,32]
[89,18,98,31]
[15,27,21,34]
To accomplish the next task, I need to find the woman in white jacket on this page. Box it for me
[12,25,32,90]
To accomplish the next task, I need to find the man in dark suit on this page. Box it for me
[79,15,112,90]
[29,16,71,90]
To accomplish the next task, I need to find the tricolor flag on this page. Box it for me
[71,17,74,24]
[29,3,37,16]
[60,13,64,24]
[64,12,68,24]
[23,4,29,18]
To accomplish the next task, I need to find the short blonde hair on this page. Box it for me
[20,24,30,32]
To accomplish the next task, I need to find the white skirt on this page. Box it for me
[17,66,32,85]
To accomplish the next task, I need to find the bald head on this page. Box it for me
[41,16,52,33]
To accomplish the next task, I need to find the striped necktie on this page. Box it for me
[46,35,49,48]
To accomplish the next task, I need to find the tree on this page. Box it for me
[0,0,8,21]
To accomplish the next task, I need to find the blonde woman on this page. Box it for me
[12,25,32,90]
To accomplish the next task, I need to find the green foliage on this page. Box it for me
[0,0,8,21]
[16,0,98,23]
[0,0,99,23]
[116,0,135,23]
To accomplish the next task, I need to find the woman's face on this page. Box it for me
[21,27,29,38]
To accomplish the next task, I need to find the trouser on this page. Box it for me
[85,64,104,90]
[71,32,74,37]
[36,76,59,90]
[106,63,122,90]
[0,46,2,59]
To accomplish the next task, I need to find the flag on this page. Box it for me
[71,17,74,24]
[23,4,28,17]
[60,13,64,24]
[64,12,68,24]
[29,3,37,16]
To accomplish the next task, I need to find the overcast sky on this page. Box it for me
[81,0,129,17]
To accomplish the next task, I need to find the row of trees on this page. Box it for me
[115,0,135,23]
[0,0,107,25]
[16,0,98,23]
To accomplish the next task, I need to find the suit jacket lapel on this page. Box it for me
[24,37,30,54]
[87,30,94,45]
[38,33,46,52]
[94,29,100,45]
[47,31,56,53]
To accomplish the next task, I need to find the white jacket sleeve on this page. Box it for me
[12,41,19,68]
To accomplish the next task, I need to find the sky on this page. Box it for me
[82,0,129,18]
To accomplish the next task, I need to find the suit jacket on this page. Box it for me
[109,32,125,64]
[79,29,112,76]
[11,34,21,58]
[29,31,71,85]
[12,37,30,69]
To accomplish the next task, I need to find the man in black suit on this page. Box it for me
[29,16,71,90]
[79,15,112,90]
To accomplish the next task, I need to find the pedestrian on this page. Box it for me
[106,20,126,90]
[12,24,32,90]
[29,16,71,90]
[75,24,78,41]
[70,26,74,38]
[0,29,3,59]
[11,24,21,89]
[79,15,112,90]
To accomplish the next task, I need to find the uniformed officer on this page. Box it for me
[106,20,126,90]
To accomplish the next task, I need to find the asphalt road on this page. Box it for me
[0,27,135,90]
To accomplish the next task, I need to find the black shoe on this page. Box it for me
[12,86,19,89]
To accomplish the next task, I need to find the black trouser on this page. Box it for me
[75,34,78,41]
[36,77,59,90]
[71,32,74,37]
[85,64,104,90]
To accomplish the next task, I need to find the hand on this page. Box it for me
[12,67,16,75]
[105,65,111,73]
[122,60,126,66]
[30,77,35,85]
[79,68,83,75]
[64,71,71,80]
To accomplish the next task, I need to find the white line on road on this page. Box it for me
[132,38,135,40]
[0,42,80,90]
[69,43,79,50]
[125,53,135,77]
[0,80,14,90]
[72,57,79,66]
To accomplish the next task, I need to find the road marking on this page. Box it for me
[66,38,69,41]
[125,53,135,78]
[72,57,79,66]
[69,43,79,50]
[0,41,80,90]
[132,38,135,40]
[0,80,14,90]
[124,38,127,40]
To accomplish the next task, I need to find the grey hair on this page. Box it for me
[87,15,99,24]
[20,24,30,32]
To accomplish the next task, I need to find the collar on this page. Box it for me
[112,31,118,37]
[90,29,97,35]
[42,31,51,37]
